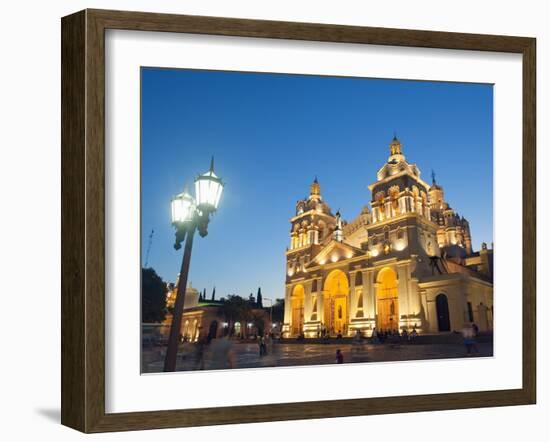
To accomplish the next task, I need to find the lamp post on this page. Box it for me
[263,297,274,328]
[164,158,224,372]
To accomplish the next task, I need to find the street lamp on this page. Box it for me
[170,188,195,225]
[164,157,224,372]
[195,158,224,212]
[263,297,274,329]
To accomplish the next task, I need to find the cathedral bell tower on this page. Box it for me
[286,177,336,279]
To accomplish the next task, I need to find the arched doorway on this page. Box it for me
[376,267,399,331]
[190,319,198,342]
[323,270,349,336]
[182,320,190,340]
[291,285,305,336]
[436,294,451,332]
[234,321,241,337]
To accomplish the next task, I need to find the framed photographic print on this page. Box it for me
[61,9,536,433]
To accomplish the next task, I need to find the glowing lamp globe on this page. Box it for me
[195,157,224,211]
[171,189,196,224]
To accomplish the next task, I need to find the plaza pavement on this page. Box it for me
[142,338,493,373]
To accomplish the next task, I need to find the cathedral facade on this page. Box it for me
[282,137,493,338]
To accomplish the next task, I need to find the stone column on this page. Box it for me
[408,276,422,317]
[283,285,293,336]
[372,281,380,329]
[397,263,420,330]
[419,289,429,331]
[348,271,356,320]
[303,281,313,322]
[316,277,324,325]
[364,270,375,321]
[426,294,438,333]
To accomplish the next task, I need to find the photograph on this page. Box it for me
[140,67,494,374]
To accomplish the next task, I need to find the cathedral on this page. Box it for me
[282,137,493,338]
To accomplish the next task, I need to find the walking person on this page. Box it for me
[194,330,208,370]
[209,334,235,369]
[401,328,409,343]
[352,329,366,362]
[264,333,273,356]
[258,335,267,357]
[410,326,418,343]
[459,323,476,356]
[471,322,480,354]
[335,349,344,364]
[371,327,379,344]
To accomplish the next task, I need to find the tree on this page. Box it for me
[271,298,285,323]
[217,295,251,337]
[141,267,167,323]
[256,287,263,308]
[251,310,266,336]
[211,286,216,301]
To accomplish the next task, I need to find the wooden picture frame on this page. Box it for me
[61,8,536,433]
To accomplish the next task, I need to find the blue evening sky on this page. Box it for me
[141,68,493,301]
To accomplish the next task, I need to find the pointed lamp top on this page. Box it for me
[195,156,224,211]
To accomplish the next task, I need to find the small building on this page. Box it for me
[163,282,271,341]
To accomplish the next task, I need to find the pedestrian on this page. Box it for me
[264,333,273,356]
[194,330,208,370]
[335,349,344,364]
[209,334,235,369]
[410,326,418,342]
[258,335,266,356]
[471,323,480,354]
[460,323,476,355]
[352,329,365,362]
[401,328,409,342]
